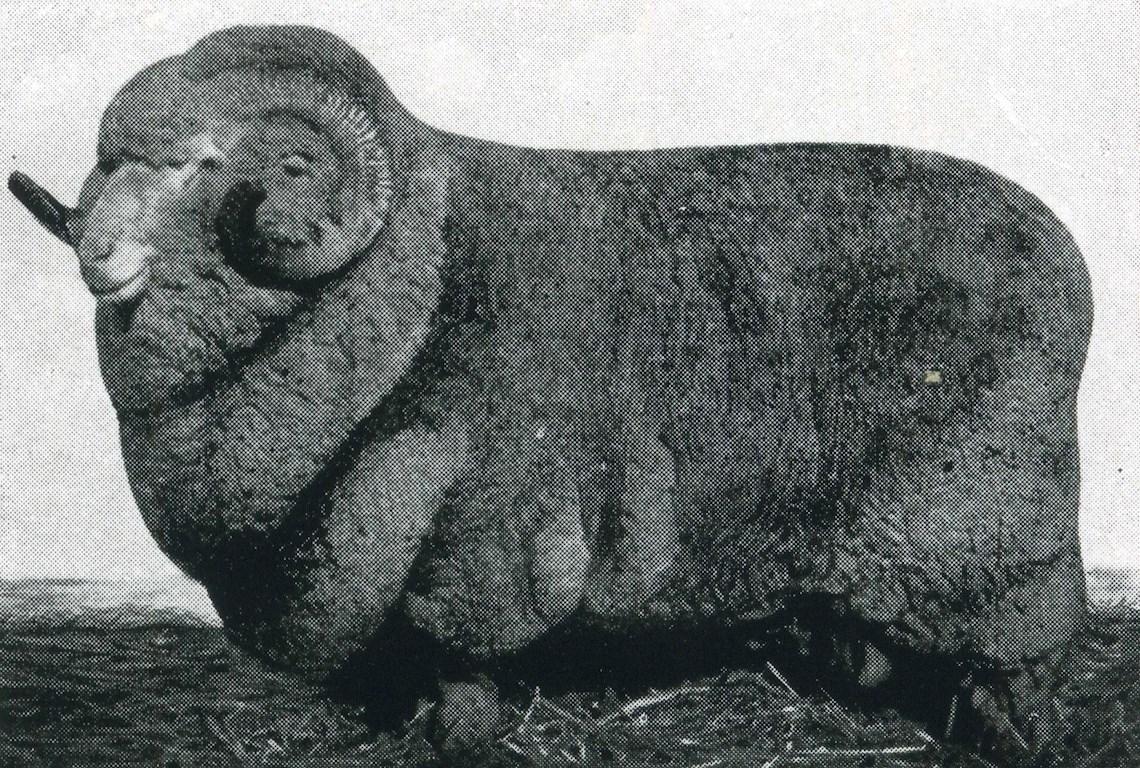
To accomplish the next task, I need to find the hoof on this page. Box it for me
[857,642,894,688]
[430,674,503,757]
[969,685,1031,759]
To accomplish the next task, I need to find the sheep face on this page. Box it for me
[47,43,393,414]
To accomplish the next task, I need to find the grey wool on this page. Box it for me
[9,24,1093,756]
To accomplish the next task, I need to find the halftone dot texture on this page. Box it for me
[5,24,1112,767]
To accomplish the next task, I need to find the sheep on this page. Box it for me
[9,24,1093,756]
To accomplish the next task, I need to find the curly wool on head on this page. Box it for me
[93,63,394,284]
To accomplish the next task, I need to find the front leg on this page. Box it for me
[206,416,472,671]
[405,420,591,659]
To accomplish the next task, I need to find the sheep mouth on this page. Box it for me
[89,263,152,303]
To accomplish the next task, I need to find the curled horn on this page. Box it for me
[208,69,393,262]
[8,171,77,246]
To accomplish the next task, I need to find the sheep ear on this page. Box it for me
[8,171,76,246]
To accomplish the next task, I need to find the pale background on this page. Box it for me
[1,1,1137,580]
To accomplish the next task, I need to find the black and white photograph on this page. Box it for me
[1,2,1137,766]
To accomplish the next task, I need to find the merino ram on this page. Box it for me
[10,25,1092,755]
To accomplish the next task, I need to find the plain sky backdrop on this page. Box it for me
[1,1,1137,579]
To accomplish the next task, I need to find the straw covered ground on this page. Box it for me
[0,603,1136,767]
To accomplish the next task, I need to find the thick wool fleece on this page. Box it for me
[48,25,1091,738]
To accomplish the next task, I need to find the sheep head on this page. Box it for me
[9,28,452,607]
[10,26,423,412]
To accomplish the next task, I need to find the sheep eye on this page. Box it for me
[280,153,312,178]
